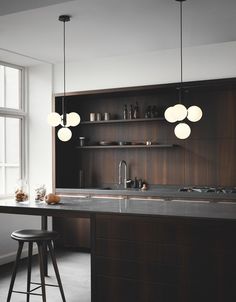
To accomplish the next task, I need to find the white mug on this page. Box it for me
[104,112,110,120]
[90,113,95,121]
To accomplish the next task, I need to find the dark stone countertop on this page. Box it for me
[56,185,236,201]
[0,197,236,220]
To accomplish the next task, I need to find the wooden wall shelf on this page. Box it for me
[76,144,175,149]
[80,117,165,125]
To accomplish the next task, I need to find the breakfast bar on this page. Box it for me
[1,197,236,302]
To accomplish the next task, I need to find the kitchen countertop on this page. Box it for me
[56,185,236,201]
[0,197,236,220]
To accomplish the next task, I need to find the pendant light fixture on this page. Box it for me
[48,15,80,142]
[164,0,202,139]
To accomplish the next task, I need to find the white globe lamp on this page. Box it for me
[57,127,72,142]
[174,122,191,139]
[187,105,203,122]
[67,112,81,127]
[164,107,177,123]
[47,112,61,127]
[173,104,187,121]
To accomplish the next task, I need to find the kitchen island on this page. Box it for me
[0,197,236,302]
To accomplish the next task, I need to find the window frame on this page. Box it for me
[0,61,27,199]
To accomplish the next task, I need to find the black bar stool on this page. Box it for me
[7,229,66,302]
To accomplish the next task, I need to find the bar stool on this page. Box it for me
[7,229,66,302]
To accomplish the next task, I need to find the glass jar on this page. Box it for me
[15,179,28,202]
[34,184,46,201]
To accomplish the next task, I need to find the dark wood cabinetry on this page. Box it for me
[53,217,90,250]
[55,78,236,189]
[93,214,236,302]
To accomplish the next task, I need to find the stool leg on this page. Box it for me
[27,242,33,302]
[37,242,46,302]
[48,241,66,302]
[7,241,24,302]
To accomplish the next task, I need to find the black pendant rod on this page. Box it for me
[59,15,70,126]
[176,0,185,104]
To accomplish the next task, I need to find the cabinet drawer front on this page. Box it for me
[95,256,181,284]
[95,238,184,265]
[95,214,236,248]
[96,275,180,302]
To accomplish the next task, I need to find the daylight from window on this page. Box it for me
[0,64,24,197]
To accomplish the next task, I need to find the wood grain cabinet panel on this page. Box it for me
[93,214,236,302]
[53,217,90,249]
[96,276,180,302]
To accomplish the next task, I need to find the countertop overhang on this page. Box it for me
[0,197,236,221]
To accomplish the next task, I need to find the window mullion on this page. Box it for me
[3,116,6,194]
[0,63,25,198]
[3,66,6,108]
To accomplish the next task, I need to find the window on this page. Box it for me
[0,63,26,198]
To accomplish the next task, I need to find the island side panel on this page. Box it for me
[93,213,236,302]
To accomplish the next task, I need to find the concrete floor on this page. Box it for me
[0,249,91,302]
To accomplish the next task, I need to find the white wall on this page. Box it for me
[28,63,53,197]
[54,41,236,93]
[0,214,40,265]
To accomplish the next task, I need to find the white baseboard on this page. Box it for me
[0,247,38,266]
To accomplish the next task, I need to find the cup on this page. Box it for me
[96,113,101,121]
[90,113,95,121]
[79,137,85,147]
[104,112,110,120]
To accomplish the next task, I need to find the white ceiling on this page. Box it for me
[0,0,236,65]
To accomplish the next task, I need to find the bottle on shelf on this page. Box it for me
[152,105,158,118]
[145,106,152,118]
[133,102,140,119]
[129,104,134,119]
[123,104,128,119]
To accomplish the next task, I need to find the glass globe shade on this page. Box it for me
[174,123,191,139]
[57,127,72,142]
[173,104,187,121]
[164,107,177,123]
[67,112,81,127]
[187,105,203,122]
[47,112,61,127]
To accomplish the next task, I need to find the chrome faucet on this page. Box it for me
[118,160,127,189]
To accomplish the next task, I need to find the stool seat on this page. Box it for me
[11,229,59,242]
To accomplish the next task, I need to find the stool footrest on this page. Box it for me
[12,290,42,296]
[31,281,60,288]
